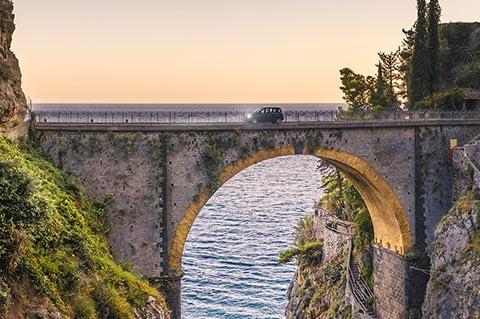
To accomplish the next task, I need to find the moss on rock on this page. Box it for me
[0,137,169,318]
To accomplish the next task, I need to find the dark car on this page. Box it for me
[246,107,284,123]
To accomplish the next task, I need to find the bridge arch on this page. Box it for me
[168,145,413,270]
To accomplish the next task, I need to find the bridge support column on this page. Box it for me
[151,271,183,319]
[373,245,408,319]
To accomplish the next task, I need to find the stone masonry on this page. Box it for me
[36,121,480,318]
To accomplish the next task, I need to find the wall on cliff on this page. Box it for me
[0,0,27,131]
[422,193,480,318]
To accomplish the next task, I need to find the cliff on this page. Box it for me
[0,0,27,130]
[422,193,480,318]
[0,137,170,318]
[284,214,352,319]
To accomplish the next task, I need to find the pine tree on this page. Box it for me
[370,63,389,110]
[409,0,430,108]
[379,50,401,108]
[399,27,416,102]
[427,0,441,94]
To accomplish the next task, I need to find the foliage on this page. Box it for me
[399,27,416,101]
[279,241,323,265]
[294,214,315,246]
[454,61,480,89]
[0,138,168,317]
[439,22,480,88]
[339,68,374,112]
[202,142,223,193]
[414,87,464,110]
[370,63,388,110]
[258,132,275,149]
[409,0,431,108]
[427,0,441,93]
[353,208,374,251]
[201,133,240,193]
[305,130,323,154]
[317,161,366,222]
[378,50,401,108]
[107,133,140,157]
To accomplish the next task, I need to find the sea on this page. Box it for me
[182,156,324,319]
[32,103,343,112]
[33,104,329,318]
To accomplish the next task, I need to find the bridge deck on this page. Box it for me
[34,118,480,131]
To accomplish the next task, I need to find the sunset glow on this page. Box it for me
[12,0,480,103]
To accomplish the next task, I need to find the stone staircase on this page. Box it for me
[457,133,480,190]
[347,241,377,318]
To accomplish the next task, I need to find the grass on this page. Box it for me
[0,137,169,317]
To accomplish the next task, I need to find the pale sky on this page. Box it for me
[11,0,480,104]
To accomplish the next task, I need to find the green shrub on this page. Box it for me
[279,241,323,264]
[353,208,374,251]
[74,296,97,319]
[0,138,168,316]
[414,87,464,110]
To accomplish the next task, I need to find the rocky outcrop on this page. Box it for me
[285,214,352,319]
[422,193,480,318]
[0,0,27,130]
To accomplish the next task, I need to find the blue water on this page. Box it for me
[182,156,324,319]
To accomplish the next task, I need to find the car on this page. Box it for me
[246,107,284,124]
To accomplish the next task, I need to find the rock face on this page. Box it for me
[285,214,352,319]
[422,194,480,318]
[0,0,27,130]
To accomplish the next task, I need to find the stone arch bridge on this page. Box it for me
[35,111,480,318]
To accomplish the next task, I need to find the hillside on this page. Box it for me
[439,22,480,89]
[0,137,170,318]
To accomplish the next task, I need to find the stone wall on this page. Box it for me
[37,123,480,317]
[38,132,167,278]
[373,245,407,319]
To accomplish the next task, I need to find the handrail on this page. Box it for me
[325,224,352,237]
[347,240,376,317]
[31,109,480,125]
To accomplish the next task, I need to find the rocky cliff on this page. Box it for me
[0,0,27,130]
[422,193,480,318]
[284,214,352,319]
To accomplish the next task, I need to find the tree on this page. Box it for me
[370,62,389,110]
[409,0,430,108]
[378,50,401,108]
[399,27,416,103]
[339,68,374,112]
[427,0,441,94]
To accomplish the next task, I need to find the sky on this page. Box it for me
[11,0,480,104]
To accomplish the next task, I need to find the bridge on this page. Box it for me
[33,109,480,318]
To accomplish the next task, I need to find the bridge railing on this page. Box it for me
[32,109,480,124]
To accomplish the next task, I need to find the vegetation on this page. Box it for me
[0,137,168,317]
[316,160,374,286]
[340,1,480,111]
[279,214,323,265]
[409,0,431,107]
[414,87,464,110]
[279,241,323,265]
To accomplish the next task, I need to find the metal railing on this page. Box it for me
[347,240,376,318]
[32,109,480,125]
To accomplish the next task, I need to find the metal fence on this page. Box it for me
[32,109,480,125]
